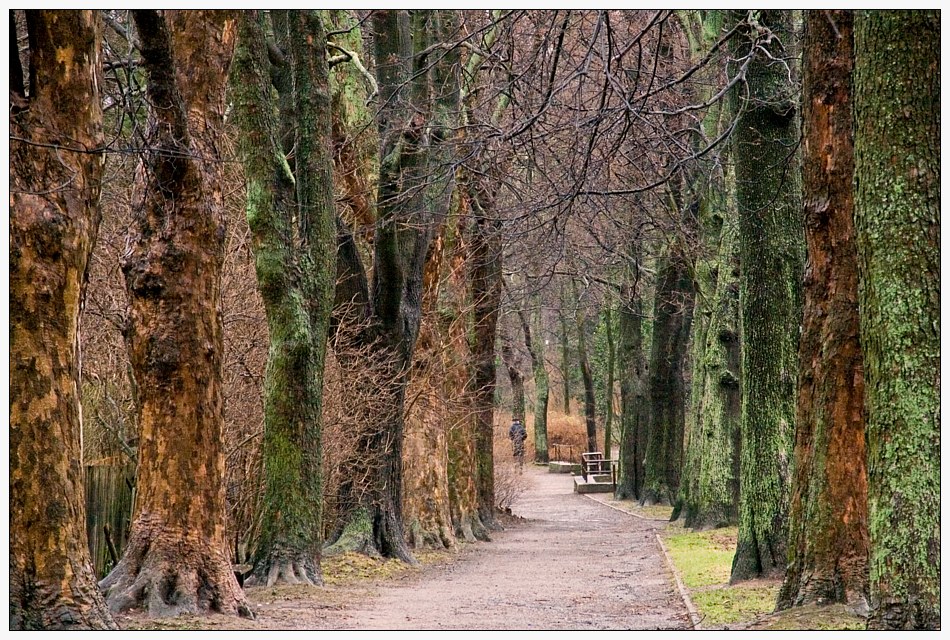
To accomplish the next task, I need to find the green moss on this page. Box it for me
[664,526,736,588]
[692,585,778,625]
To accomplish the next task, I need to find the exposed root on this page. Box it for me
[245,557,321,588]
[100,525,253,620]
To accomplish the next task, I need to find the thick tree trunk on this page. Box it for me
[642,249,694,506]
[519,302,549,463]
[676,9,741,531]
[470,180,503,526]
[9,10,116,630]
[778,10,869,612]
[853,10,939,630]
[101,10,251,618]
[615,234,648,501]
[730,9,804,582]
[232,10,336,587]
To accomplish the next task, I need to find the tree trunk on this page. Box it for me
[231,9,336,587]
[778,9,869,611]
[101,10,251,618]
[853,10,939,630]
[615,233,648,501]
[677,9,741,530]
[501,330,526,422]
[470,178,503,526]
[730,9,804,582]
[10,10,116,630]
[603,306,616,459]
[328,10,458,561]
[519,302,549,463]
[572,278,598,453]
[642,247,695,506]
[559,303,572,415]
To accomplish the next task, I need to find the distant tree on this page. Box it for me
[518,300,550,463]
[572,277,599,453]
[729,9,805,581]
[778,9,869,611]
[100,10,251,617]
[9,10,116,630]
[853,10,939,630]
[231,9,336,587]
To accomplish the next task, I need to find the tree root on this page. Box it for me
[100,526,253,619]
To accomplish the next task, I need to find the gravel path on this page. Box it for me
[323,467,690,630]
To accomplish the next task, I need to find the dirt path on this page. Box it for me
[318,467,688,630]
[124,467,689,631]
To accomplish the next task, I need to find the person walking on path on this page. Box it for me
[509,417,527,471]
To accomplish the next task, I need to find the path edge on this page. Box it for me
[581,494,702,630]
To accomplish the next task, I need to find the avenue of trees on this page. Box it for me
[9,9,939,630]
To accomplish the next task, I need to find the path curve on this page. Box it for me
[325,467,690,630]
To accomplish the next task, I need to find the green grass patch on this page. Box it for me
[692,585,779,625]
[663,526,737,588]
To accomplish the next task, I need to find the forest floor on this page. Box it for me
[120,465,691,631]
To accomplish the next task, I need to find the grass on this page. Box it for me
[661,524,865,630]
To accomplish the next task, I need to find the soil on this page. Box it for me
[118,466,690,631]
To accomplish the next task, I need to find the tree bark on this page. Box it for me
[572,278,599,454]
[101,10,251,618]
[778,9,869,611]
[559,303,572,415]
[642,246,695,506]
[519,302,550,463]
[615,233,648,501]
[730,9,805,582]
[853,10,939,630]
[231,9,336,587]
[602,306,616,460]
[10,10,116,630]
[677,9,741,530]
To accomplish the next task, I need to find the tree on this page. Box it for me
[572,277,599,453]
[501,328,527,421]
[729,9,805,581]
[615,231,648,501]
[10,9,116,630]
[518,300,550,463]
[327,9,460,560]
[778,9,868,611]
[100,10,251,617]
[601,306,616,460]
[231,9,336,587]
[853,10,939,630]
[676,9,742,530]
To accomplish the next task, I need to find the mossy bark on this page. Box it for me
[642,248,695,506]
[729,9,804,582]
[103,10,251,618]
[231,10,336,587]
[853,10,939,630]
[778,10,869,611]
[572,278,599,454]
[602,306,616,459]
[677,9,741,531]
[615,233,648,501]
[9,10,116,630]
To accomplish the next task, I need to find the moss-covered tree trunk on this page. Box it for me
[853,10,939,630]
[231,9,336,587]
[642,247,694,506]
[615,233,648,501]
[519,302,549,463]
[729,9,804,582]
[778,9,869,611]
[9,10,116,630]
[677,9,742,530]
[101,10,251,618]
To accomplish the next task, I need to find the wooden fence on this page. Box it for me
[84,463,135,579]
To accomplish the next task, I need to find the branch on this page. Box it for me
[326,41,378,102]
